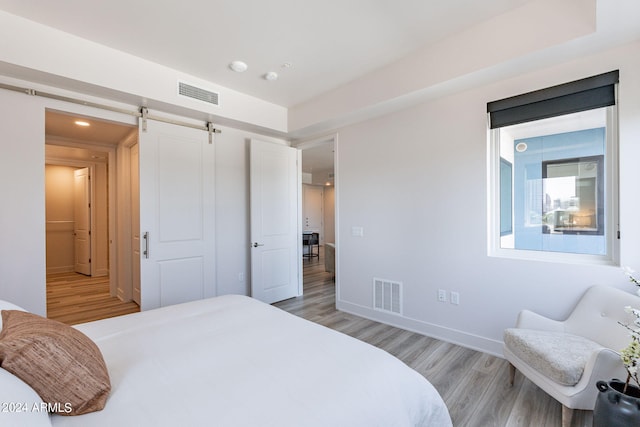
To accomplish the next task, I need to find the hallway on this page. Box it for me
[46,272,139,325]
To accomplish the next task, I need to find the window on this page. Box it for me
[500,158,513,236]
[488,71,619,263]
[542,155,603,235]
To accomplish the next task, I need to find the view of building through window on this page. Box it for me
[496,108,610,256]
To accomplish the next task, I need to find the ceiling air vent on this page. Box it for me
[178,81,220,106]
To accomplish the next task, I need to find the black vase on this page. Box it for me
[593,379,640,427]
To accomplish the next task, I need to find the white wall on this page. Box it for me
[92,162,109,277]
[0,6,636,355]
[289,0,597,134]
[44,165,76,274]
[336,40,640,356]
[324,186,335,244]
[0,11,287,133]
[0,90,46,315]
[0,84,287,314]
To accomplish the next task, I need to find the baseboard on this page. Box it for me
[336,299,504,357]
[46,266,74,275]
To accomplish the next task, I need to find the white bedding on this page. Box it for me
[49,295,451,427]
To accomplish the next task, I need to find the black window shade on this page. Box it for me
[487,70,619,129]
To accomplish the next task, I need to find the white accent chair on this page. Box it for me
[503,285,640,427]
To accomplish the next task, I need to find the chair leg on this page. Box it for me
[561,405,573,427]
[508,363,516,386]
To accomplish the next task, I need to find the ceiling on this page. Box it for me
[45,110,136,163]
[6,1,639,176]
[0,0,530,108]
[0,0,537,176]
[46,110,136,144]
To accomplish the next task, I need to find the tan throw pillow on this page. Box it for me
[0,310,111,415]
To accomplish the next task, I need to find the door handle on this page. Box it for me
[252,242,264,248]
[143,232,150,258]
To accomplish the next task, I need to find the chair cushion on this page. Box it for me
[504,328,603,386]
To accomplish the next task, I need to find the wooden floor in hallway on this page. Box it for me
[46,272,139,325]
[275,246,593,427]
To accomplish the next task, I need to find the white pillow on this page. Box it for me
[0,300,27,311]
[0,368,52,427]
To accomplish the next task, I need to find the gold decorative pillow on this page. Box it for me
[0,310,111,415]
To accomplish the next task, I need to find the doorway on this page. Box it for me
[298,136,336,292]
[45,164,98,277]
[44,109,138,324]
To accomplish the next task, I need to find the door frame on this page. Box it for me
[44,103,138,301]
[293,133,339,295]
[116,132,140,303]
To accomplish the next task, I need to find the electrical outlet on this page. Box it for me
[438,289,447,302]
[451,291,460,305]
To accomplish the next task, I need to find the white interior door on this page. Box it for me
[138,120,215,311]
[73,167,91,276]
[250,139,300,304]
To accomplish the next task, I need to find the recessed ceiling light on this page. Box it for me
[229,60,248,73]
[282,62,292,69]
[75,120,90,127]
[264,71,278,81]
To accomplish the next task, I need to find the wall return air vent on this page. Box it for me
[373,278,402,315]
[178,81,220,106]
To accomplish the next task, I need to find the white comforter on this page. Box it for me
[51,295,452,427]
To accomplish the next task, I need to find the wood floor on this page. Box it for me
[275,248,593,427]
[46,272,139,324]
[47,253,593,426]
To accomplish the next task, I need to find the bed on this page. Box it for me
[0,295,452,426]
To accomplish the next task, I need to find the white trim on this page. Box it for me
[296,149,303,296]
[337,299,504,357]
[292,133,336,150]
[333,133,340,304]
[295,132,339,298]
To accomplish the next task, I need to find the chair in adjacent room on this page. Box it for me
[503,285,640,427]
[302,232,319,259]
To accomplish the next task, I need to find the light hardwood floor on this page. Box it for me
[47,253,592,426]
[275,247,593,427]
[46,272,139,324]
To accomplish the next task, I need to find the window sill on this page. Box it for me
[488,247,618,267]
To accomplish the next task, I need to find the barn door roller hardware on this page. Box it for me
[0,82,222,138]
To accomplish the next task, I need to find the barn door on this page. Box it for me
[138,120,215,310]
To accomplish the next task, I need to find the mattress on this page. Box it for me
[48,295,451,426]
